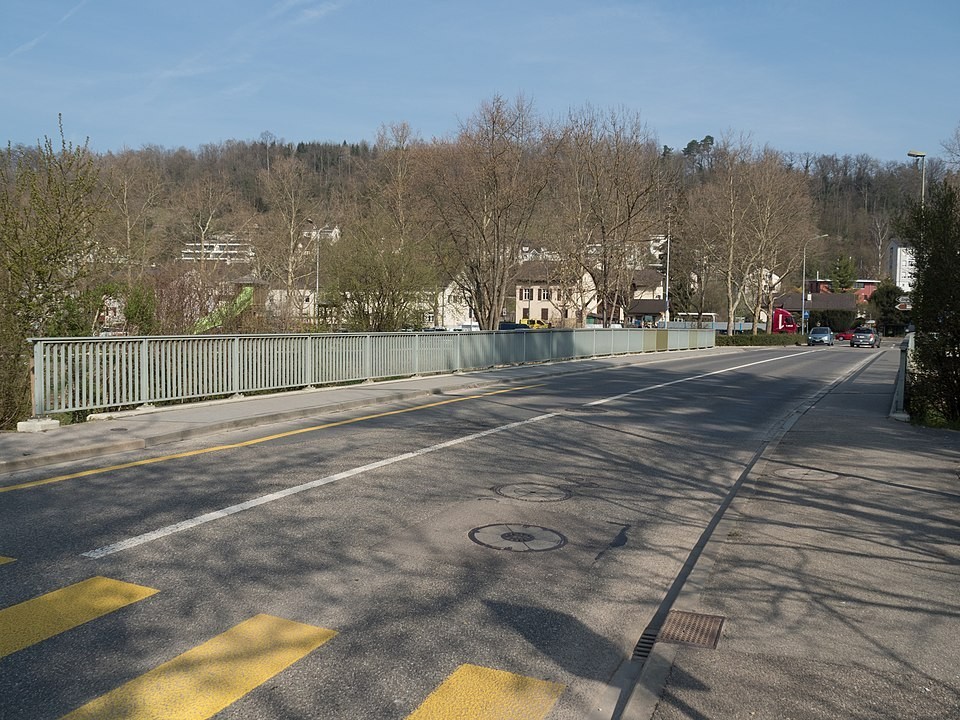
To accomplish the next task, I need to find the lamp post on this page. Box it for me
[801,234,829,336]
[907,150,926,208]
[801,246,806,336]
[664,226,671,325]
[306,218,320,327]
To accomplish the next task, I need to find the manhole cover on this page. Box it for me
[775,468,839,481]
[493,483,572,502]
[468,524,567,552]
[657,610,725,649]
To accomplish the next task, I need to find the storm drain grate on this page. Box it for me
[657,610,725,649]
[631,629,659,662]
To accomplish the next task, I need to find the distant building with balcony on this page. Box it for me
[888,240,915,292]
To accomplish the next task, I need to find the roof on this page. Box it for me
[776,292,858,312]
[627,299,668,315]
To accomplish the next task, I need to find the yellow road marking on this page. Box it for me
[0,556,13,565]
[0,385,538,494]
[406,663,564,720]
[62,614,336,720]
[0,576,157,659]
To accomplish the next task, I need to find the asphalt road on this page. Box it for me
[0,346,880,719]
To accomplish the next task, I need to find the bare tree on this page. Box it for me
[328,124,438,331]
[98,150,167,287]
[257,156,321,329]
[744,149,817,333]
[419,95,557,329]
[553,106,668,326]
[684,137,758,335]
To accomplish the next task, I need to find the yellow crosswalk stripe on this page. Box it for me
[0,576,157,659]
[0,556,13,565]
[406,663,564,720]
[62,614,337,719]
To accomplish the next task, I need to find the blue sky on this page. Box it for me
[2,0,957,163]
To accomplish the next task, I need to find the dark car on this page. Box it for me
[807,327,834,346]
[850,326,881,348]
[497,321,530,331]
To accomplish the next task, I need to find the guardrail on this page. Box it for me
[891,332,914,418]
[29,328,714,416]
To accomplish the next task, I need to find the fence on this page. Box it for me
[891,332,914,418]
[29,328,714,416]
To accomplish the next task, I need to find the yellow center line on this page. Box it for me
[0,385,539,494]
[406,664,564,720]
[0,576,158,660]
[61,614,336,720]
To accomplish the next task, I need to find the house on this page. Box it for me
[887,240,915,292]
[776,291,859,324]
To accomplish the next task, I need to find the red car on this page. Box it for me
[835,329,856,341]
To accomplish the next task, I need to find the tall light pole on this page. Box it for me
[907,150,926,208]
[664,225,671,325]
[801,234,828,336]
[306,218,320,327]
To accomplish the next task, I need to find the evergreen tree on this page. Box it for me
[897,181,960,424]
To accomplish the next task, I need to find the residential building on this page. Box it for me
[887,240,915,292]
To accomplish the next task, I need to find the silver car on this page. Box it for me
[807,327,834,346]
[850,327,881,348]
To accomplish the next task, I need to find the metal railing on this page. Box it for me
[29,328,714,416]
[891,332,914,418]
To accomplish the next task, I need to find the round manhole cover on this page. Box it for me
[775,468,839,481]
[493,483,572,502]
[468,524,567,552]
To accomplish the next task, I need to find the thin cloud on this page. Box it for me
[7,33,48,59]
[6,1,87,58]
[60,0,89,24]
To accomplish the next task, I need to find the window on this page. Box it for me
[521,288,533,301]
[542,288,552,301]
[540,308,549,321]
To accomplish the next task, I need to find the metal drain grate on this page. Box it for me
[657,610,725,649]
[631,629,658,662]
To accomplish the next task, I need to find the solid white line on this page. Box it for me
[82,351,812,559]
[82,413,558,558]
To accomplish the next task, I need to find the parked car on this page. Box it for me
[850,326,881,348]
[835,328,856,342]
[807,327,834,346]
[497,321,530,331]
[521,319,552,329]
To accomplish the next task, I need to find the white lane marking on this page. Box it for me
[82,351,812,558]
[82,413,557,558]
[585,351,817,406]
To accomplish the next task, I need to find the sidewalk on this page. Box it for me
[624,348,960,719]
[0,353,678,476]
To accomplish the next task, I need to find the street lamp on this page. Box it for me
[801,234,829,336]
[305,218,320,327]
[907,150,926,208]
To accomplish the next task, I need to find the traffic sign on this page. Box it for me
[896,302,912,311]
[898,295,911,303]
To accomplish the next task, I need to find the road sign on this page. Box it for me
[898,295,911,303]
[896,302,912,311]
[803,310,810,318]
